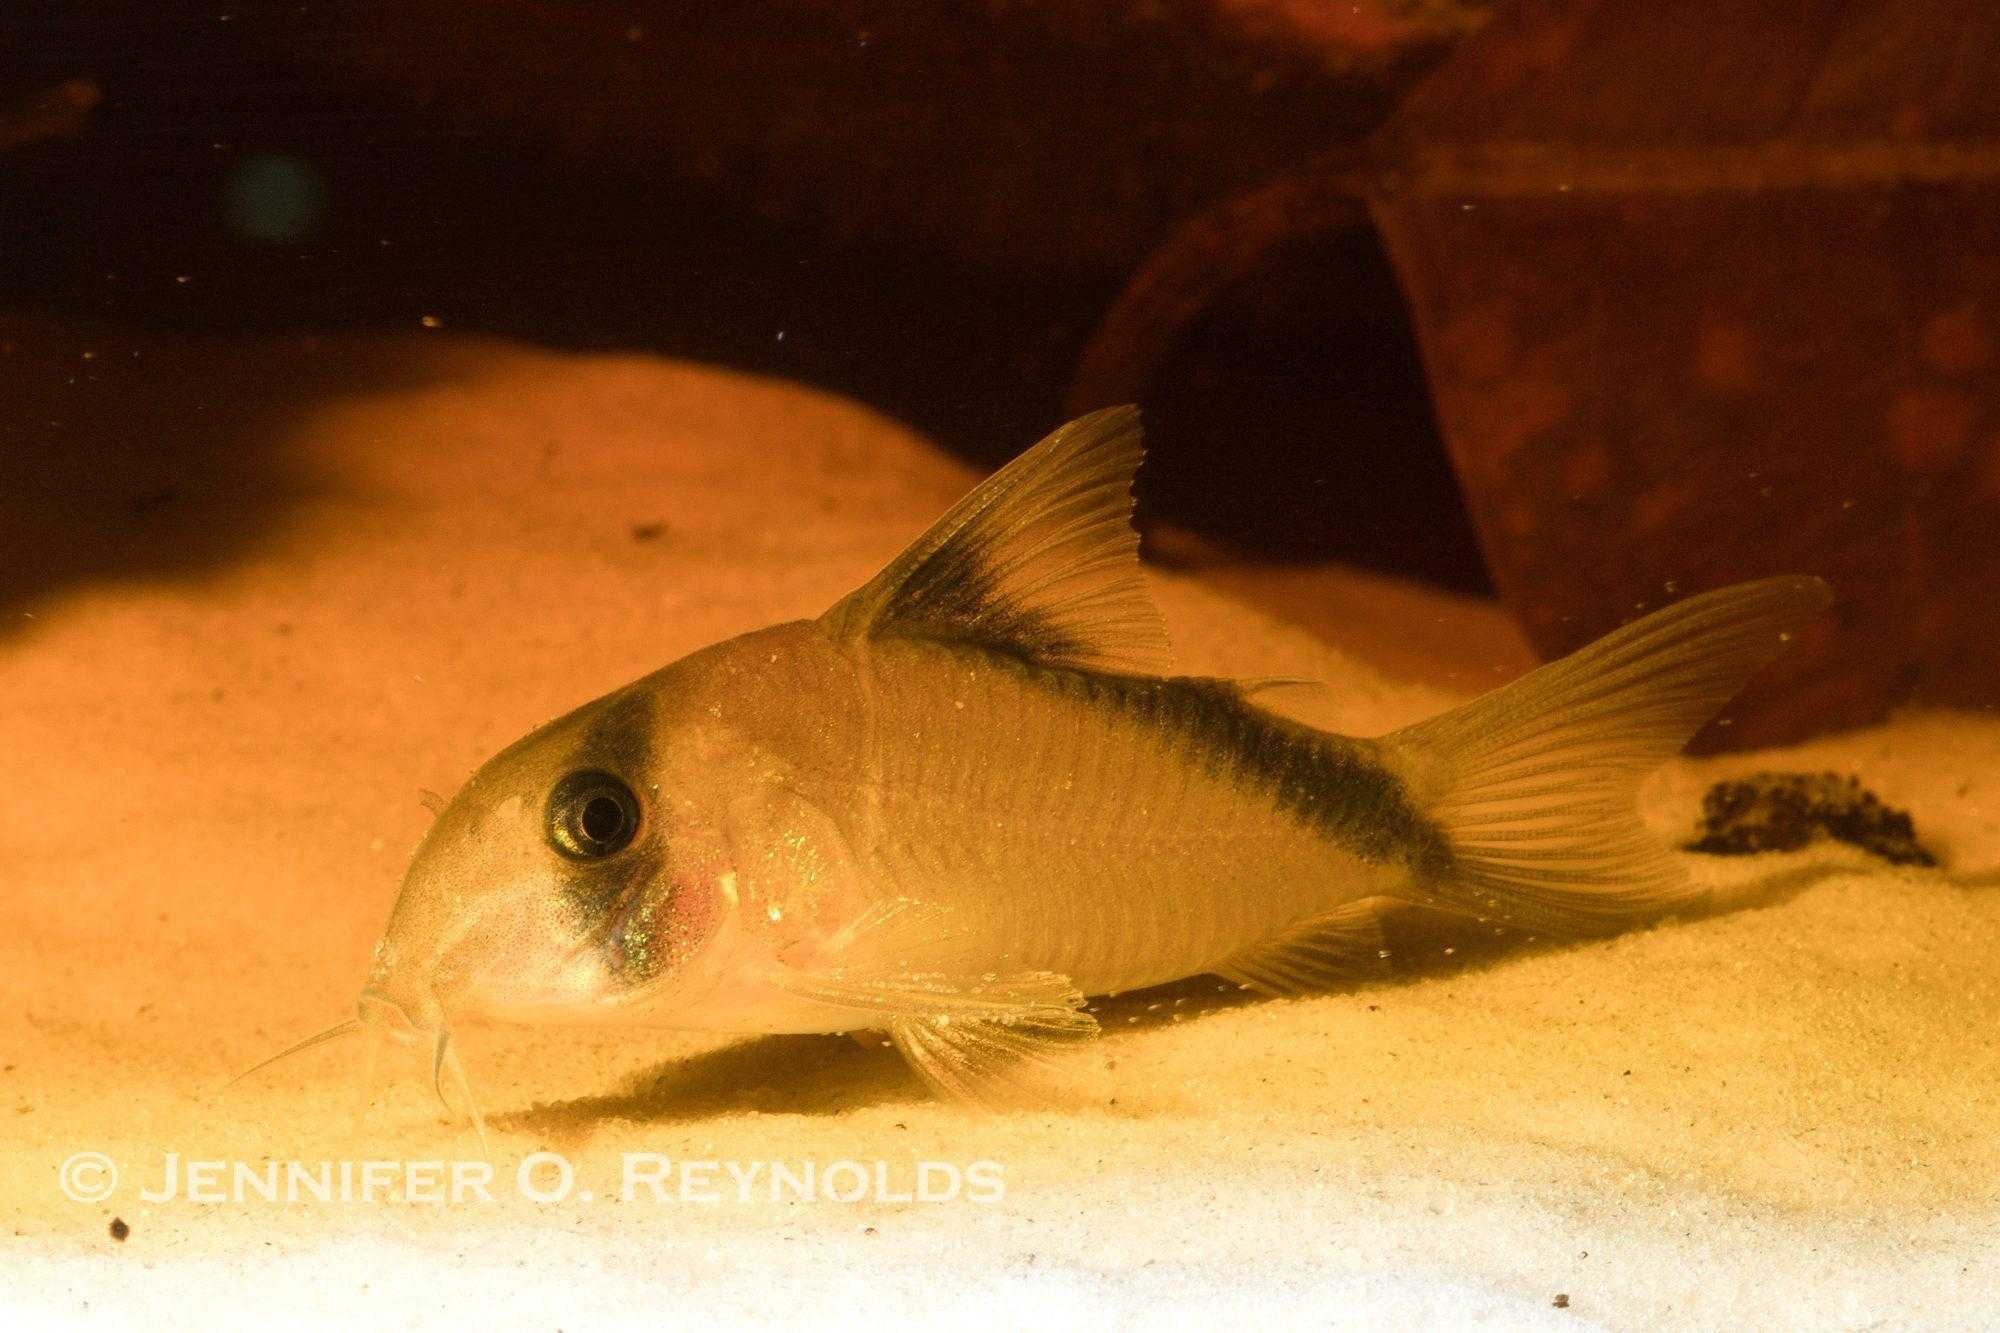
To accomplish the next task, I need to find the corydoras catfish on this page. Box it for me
[272,408,1831,1119]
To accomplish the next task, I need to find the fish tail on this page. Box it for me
[1383,576,1833,935]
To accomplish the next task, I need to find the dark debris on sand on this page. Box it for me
[1684,771,1936,867]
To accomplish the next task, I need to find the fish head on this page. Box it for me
[358,670,748,1043]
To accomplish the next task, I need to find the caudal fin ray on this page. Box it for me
[1387,576,1833,936]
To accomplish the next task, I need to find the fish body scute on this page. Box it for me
[736,628,1417,999]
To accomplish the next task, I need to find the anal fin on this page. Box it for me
[1212,899,1392,997]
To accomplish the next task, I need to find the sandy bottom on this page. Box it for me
[3,325,1997,1329]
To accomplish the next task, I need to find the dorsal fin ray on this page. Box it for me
[822,406,1175,675]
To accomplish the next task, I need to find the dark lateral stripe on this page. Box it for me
[994,652,1452,875]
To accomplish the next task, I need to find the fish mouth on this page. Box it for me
[356,986,490,1150]
[356,988,434,1046]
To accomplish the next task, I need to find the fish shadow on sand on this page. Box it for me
[500,858,1897,1137]
[496,1034,925,1138]
[498,976,1275,1140]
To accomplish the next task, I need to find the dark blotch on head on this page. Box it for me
[552,685,670,985]
[576,685,656,779]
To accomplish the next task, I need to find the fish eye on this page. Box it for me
[546,770,641,859]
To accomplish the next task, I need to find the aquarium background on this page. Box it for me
[3,3,1997,1328]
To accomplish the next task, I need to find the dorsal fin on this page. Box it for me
[822,406,1174,675]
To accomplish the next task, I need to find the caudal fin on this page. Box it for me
[1385,576,1833,935]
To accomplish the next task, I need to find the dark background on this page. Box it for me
[0,2,1494,598]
